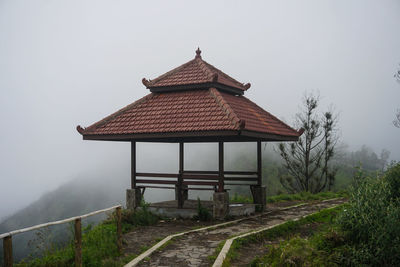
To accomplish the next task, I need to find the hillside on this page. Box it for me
[0,172,127,261]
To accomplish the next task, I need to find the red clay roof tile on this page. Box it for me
[77,49,300,141]
[80,88,299,138]
[142,49,250,91]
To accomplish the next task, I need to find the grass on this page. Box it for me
[267,191,347,203]
[230,191,347,204]
[221,205,343,267]
[246,164,400,267]
[15,205,160,267]
[207,240,226,263]
[15,222,120,267]
[250,217,346,267]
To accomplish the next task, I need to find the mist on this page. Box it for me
[1,0,400,221]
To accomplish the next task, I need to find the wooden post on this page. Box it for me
[218,142,224,192]
[74,218,82,267]
[257,141,262,186]
[3,235,13,267]
[131,141,136,189]
[116,207,122,254]
[178,142,184,208]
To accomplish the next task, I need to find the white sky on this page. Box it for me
[1,0,399,219]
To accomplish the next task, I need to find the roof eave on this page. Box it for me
[79,129,299,143]
[240,130,300,142]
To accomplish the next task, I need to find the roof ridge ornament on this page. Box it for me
[76,125,85,134]
[195,47,201,59]
[142,78,150,87]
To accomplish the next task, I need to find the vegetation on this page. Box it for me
[335,163,400,266]
[279,92,339,193]
[193,198,212,221]
[250,229,343,267]
[267,191,346,203]
[15,222,119,267]
[12,203,159,267]
[246,163,400,267]
[119,201,159,232]
[222,205,342,266]
[230,191,346,204]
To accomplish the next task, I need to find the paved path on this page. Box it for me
[137,198,345,267]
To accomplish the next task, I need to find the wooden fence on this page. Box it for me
[0,205,122,267]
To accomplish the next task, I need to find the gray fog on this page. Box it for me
[1,0,399,220]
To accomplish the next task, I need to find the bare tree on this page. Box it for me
[279,93,339,193]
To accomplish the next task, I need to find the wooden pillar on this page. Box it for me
[116,207,122,254]
[131,141,136,189]
[3,235,13,267]
[74,218,82,267]
[178,142,184,208]
[257,141,262,186]
[218,142,224,192]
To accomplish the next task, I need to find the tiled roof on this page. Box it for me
[77,48,301,141]
[142,48,250,91]
[78,88,300,138]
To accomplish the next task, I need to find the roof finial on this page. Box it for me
[195,47,201,59]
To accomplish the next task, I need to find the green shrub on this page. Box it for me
[384,162,400,200]
[194,198,212,221]
[336,163,400,266]
[120,203,159,230]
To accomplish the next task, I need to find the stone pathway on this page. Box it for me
[137,198,345,267]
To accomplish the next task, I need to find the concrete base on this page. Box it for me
[251,185,267,212]
[126,188,142,210]
[149,200,213,219]
[147,200,255,219]
[229,203,255,216]
[213,192,230,220]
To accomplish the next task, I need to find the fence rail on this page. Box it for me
[1,204,122,267]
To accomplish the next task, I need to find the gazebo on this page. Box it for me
[77,48,302,219]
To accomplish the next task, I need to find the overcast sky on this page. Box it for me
[1,0,399,219]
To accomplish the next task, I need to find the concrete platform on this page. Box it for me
[148,199,256,219]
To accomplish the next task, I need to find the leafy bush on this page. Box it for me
[384,162,400,200]
[120,202,159,230]
[336,163,400,266]
[194,198,212,221]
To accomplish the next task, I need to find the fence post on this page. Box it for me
[74,218,82,267]
[3,235,13,267]
[116,206,122,253]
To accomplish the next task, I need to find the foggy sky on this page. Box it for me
[1,0,399,220]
